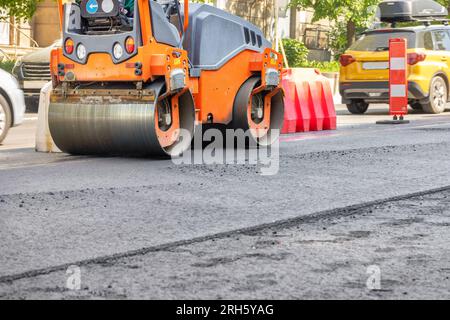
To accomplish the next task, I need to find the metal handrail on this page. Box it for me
[0,16,40,48]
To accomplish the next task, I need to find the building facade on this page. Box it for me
[0,0,59,59]
[1,0,333,61]
[217,0,333,60]
[31,0,60,47]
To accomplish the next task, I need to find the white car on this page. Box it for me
[0,68,26,143]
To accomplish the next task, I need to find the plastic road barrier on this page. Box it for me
[281,68,337,134]
[35,82,62,153]
[389,38,408,118]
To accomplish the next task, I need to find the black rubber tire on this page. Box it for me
[410,103,423,111]
[232,76,284,147]
[421,76,448,114]
[346,100,369,114]
[0,94,12,144]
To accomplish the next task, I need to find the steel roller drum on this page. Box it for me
[48,81,195,157]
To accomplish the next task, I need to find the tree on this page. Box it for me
[289,0,381,47]
[282,38,309,67]
[0,0,43,20]
[289,2,298,38]
[436,0,450,15]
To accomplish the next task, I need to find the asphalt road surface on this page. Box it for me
[0,104,449,299]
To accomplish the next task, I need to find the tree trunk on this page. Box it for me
[289,5,297,39]
[347,20,356,48]
[9,16,15,46]
[16,19,21,47]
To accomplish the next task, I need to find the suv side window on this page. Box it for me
[424,31,434,50]
[433,30,450,51]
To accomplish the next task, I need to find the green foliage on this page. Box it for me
[300,60,340,73]
[0,0,43,20]
[290,0,381,26]
[328,21,367,59]
[289,0,381,48]
[0,59,15,73]
[328,21,348,60]
[436,0,450,13]
[282,38,339,72]
[282,38,309,67]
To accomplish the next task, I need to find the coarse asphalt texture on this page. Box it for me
[0,105,449,299]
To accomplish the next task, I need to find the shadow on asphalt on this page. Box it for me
[25,97,39,113]
[336,106,450,116]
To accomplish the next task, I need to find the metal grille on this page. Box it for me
[22,63,51,80]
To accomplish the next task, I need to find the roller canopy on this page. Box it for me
[378,0,448,23]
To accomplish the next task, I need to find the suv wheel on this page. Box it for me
[346,100,369,114]
[422,76,448,114]
[0,94,12,144]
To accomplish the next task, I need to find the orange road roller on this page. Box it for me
[49,0,284,156]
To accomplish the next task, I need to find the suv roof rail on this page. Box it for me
[390,18,450,28]
[417,18,450,26]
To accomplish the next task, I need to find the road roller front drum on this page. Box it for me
[48,81,195,157]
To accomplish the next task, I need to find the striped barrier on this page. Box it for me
[281,68,337,134]
[376,38,410,125]
[389,38,408,118]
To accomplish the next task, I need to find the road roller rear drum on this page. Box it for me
[233,77,284,147]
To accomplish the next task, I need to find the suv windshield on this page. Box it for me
[350,31,416,51]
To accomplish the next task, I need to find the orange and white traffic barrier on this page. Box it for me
[389,38,408,119]
[281,68,336,134]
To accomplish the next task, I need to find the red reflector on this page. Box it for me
[65,64,75,69]
[125,37,135,54]
[339,54,356,67]
[407,52,427,65]
[125,63,135,68]
[65,38,74,55]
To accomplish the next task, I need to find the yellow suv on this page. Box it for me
[340,25,450,114]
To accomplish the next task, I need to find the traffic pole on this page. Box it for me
[274,0,280,52]
[377,38,410,125]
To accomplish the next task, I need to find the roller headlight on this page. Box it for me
[113,43,123,60]
[76,44,87,60]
